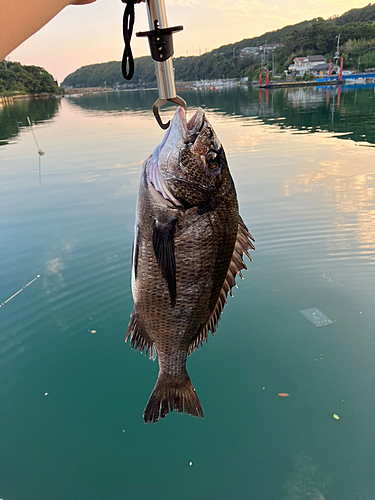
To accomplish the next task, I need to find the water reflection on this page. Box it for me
[2,85,375,148]
[283,140,375,253]
[0,97,60,146]
[66,85,375,146]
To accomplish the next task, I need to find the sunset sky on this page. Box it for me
[8,0,369,83]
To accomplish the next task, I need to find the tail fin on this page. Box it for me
[143,373,204,423]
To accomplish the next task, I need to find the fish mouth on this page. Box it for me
[155,106,205,146]
[147,107,205,207]
[187,107,205,136]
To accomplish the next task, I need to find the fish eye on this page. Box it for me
[206,151,218,168]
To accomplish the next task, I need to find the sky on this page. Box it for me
[8,0,370,83]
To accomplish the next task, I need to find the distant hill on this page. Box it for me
[209,18,324,57]
[332,3,375,25]
[62,52,259,88]
[62,3,375,87]
[0,61,59,97]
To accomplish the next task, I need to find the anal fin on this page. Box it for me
[125,310,157,361]
[188,215,255,355]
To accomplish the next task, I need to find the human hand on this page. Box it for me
[0,0,100,61]
[71,0,97,4]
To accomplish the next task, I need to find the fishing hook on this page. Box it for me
[152,96,187,129]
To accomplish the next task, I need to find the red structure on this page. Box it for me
[339,57,344,81]
[259,70,262,86]
[328,59,332,77]
[266,68,270,86]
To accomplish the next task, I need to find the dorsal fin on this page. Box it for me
[188,216,255,355]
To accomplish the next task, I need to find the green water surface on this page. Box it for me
[0,85,374,500]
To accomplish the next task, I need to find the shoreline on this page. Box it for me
[0,93,61,105]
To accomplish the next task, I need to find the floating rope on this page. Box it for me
[0,275,40,309]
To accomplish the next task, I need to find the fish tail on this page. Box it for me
[143,372,204,424]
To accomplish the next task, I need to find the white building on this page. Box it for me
[287,55,327,76]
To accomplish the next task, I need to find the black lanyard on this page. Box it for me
[121,0,142,80]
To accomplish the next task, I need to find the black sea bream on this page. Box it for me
[126,107,254,423]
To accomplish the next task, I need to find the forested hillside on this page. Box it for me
[62,3,375,88]
[0,61,59,96]
[332,3,375,25]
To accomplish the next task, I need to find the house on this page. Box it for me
[240,47,258,57]
[287,55,327,76]
[259,43,281,53]
[310,63,330,76]
[240,44,282,58]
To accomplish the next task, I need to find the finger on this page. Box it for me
[71,0,97,5]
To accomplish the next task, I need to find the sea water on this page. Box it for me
[0,86,375,500]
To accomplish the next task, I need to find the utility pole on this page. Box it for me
[272,52,275,77]
[263,39,268,70]
[334,34,340,69]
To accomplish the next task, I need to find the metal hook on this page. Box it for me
[152,95,187,129]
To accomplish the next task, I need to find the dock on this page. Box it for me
[260,72,375,90]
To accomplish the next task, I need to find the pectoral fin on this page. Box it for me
[152,219,177,307]
[131,225,139,280]
[188,216,255,354]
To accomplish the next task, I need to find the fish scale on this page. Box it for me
[126,106,255,423]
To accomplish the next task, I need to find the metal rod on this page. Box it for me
[146,0,177,101]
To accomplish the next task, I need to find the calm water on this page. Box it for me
[1,86,375,500]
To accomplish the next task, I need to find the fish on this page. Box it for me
[125,106,255,423]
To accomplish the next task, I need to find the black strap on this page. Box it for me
[121,0,142,80]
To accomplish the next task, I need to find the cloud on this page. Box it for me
[282,452,329,500]
[206,0,292,23]
[44,258,64,276]
[43,258,65,292]
[205,0,366,24]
